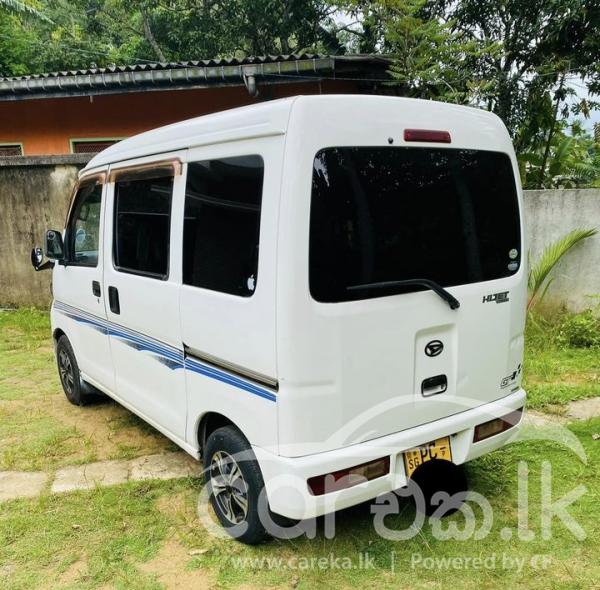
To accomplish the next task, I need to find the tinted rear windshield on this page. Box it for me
[309,147,521,303]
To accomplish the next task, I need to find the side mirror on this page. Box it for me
[45,229,65,261]
[30,246,54,272]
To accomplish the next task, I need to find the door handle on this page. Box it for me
[108,286,120,314]
[92,281,101,297]
[421,374,448,397]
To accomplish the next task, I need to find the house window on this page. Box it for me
[0,144,23,157]
[183,155,264,297]
[71,139,121,154]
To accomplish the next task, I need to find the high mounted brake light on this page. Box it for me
[404,129,452,143]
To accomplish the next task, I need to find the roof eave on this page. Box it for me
[0,57,366,100]
[0,55,392,101]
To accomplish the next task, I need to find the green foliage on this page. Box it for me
[527,227,598,311]
[557,309,600,348]
[0,0,51,21]
[335,0,600,180]
[425,0,600,155]
[379,0,487,102]
[0,12,36,75]
[1,0,600,194]
[520,120,600,189]
[0,0,341,76]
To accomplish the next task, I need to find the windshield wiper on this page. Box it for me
[347,278,460,310]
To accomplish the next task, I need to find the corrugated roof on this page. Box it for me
[0,53,326,81]
[0,54,391,100]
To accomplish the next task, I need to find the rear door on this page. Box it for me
[277,138,525,456]
[308,146,524,433]
[52,173,114,392]
[103,156,187,441]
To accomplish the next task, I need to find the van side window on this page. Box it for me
[66,183,103,267]
[183,156,264,297]
[113,174,173,279]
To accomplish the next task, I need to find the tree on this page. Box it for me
[335,0,487,102]
[520,120,600,189]
[86,0,341,63]
[0,0,51,21]
[383,0,485,102]
[425,0,600,153]
[0,0,343,76]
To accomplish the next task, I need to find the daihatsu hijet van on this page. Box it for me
[32,95,526,544]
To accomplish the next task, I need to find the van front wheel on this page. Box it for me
[204,426,269,545]
[56,335,88,406]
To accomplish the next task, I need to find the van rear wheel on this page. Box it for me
[204,426,269,545]
[56,335,90,406]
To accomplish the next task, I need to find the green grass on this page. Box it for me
[0,309,88,471]
[0,308,56,402]
[1,309,599,589]
[523,316,600,410]
[0,480,178,590]
[0,409,86,471]
[1,423,599,590]
[0,309,176,473]
[200,426,600,590]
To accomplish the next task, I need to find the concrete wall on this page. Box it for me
[523,189,600,312]
[1,162,599,310]
[0,157,84,307]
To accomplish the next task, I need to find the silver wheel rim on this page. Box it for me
[210,451,249,525]
[58,349,75,394]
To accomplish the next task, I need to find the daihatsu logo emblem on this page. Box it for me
[425,340,444,357]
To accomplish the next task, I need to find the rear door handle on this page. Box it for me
[421,374,448,397]
[108,286,120,314]
[92,281,101,297]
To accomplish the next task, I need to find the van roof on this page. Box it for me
[84,96,298,171]
[83,95,503,173]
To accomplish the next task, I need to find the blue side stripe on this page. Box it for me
[106,322,181,357]
[107,328,183,363]
[53,301,276,402]
[184,358,277,402]
[60,311,108,334]
[55,302,181,361]
[110,333,185,367]
[55,301,183,360]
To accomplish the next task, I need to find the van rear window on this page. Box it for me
[309,147,521,303]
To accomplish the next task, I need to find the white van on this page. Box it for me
[32,95,526,543]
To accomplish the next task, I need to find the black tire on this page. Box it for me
[204,426,269,545]
[56,335,89,406]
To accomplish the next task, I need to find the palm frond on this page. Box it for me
[528,227,598,310]
[0,0,53,22]
[553,136,575,163]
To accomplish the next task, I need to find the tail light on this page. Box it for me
[307,456,390,496]
[404,129,451,143]
[474,408,524,443]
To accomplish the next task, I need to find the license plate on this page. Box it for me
[403,436,452,478]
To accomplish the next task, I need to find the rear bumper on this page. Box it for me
[254,388,526,520]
